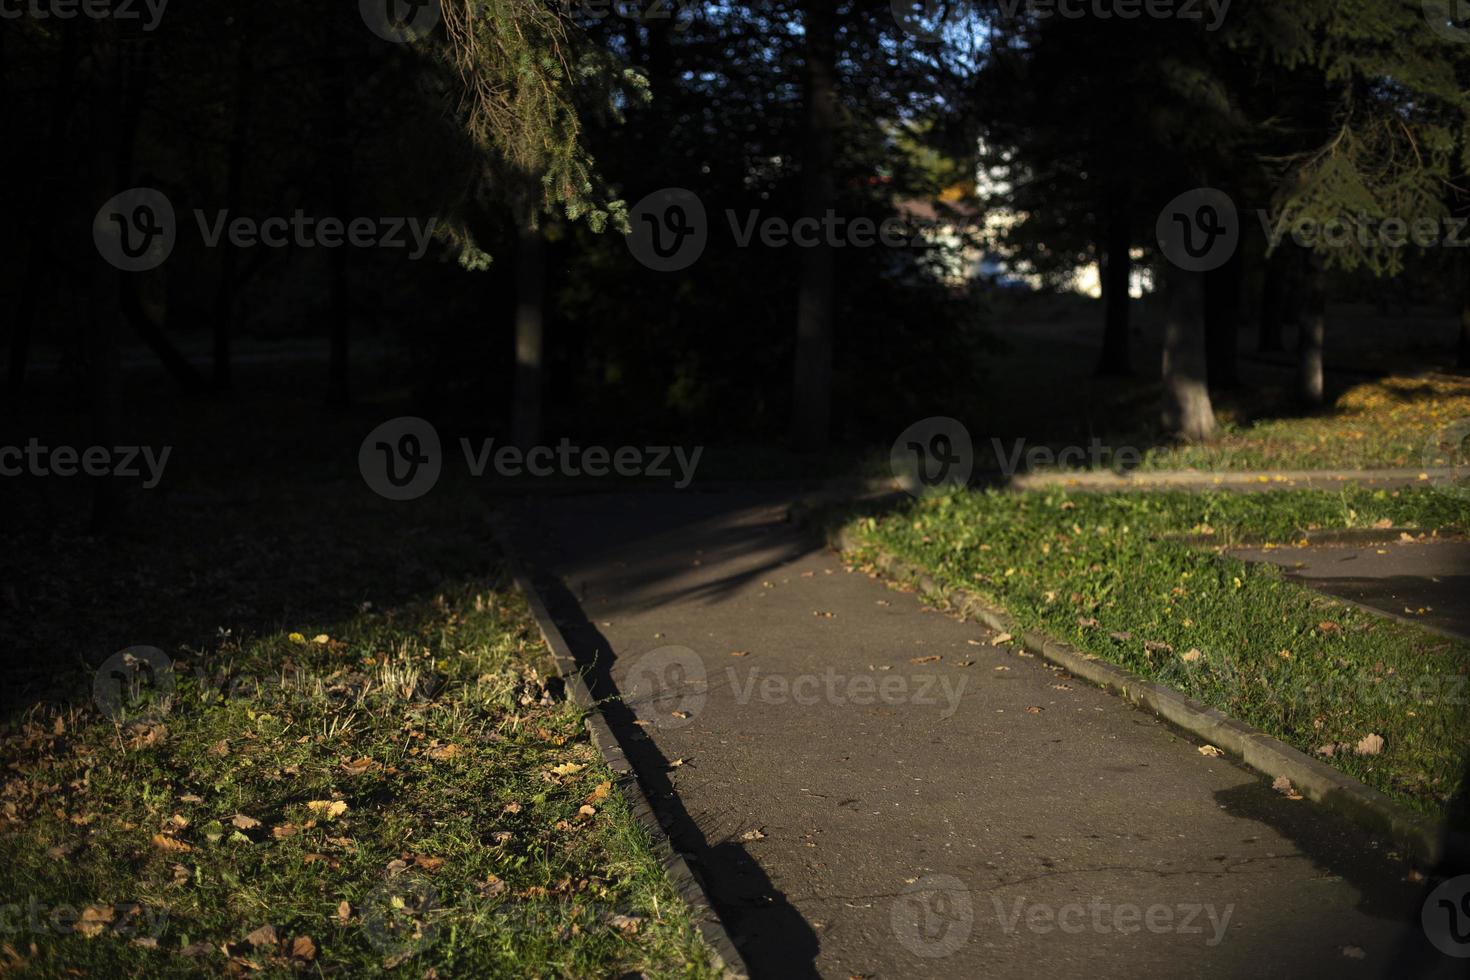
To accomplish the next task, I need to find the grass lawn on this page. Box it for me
[1141,372,1470,472]
[838,486,1470,826]
[0,370,715,977]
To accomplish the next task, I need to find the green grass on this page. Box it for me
[839,486,1470,825]
[0,580,715,977]
[1141,372,1470,472]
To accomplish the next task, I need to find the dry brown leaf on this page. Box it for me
[340,758,374,776]
[1198,745,1223,758]
[1024,705,1043,714]
[549,763,583,778]
[426,744,461,761]
[610,914,643,935]
[306,800,348,819]
[670,710,692,720]
[992,633,1014,646]
[1180,649,1203,663]
[272,823,299,839]
[291,935,317,961]
[74,905,115,938]
[1355,733,1385,756]
[1271,776,1304,800]
[740,828,766,842]
[910,655,941,665]
[245,924,277,949]
[584,781,611,806]
[151,834,192,854]
[231,814,261,830]
[729,651,750,657]
[336,901,351,924]
[577,805,597,819]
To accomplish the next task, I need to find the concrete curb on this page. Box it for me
[492,518,751,979]
[1005,467,1458,492]
[806,515,1466,870]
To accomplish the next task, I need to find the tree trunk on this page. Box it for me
[1095,202,1131,376]
[1460,254,1470,371]
[325,58,352,407]
[1161,264,1217,442]
[1258,248,1290,353]
[791,0,837,452]
[1205,247,1241,388]
[214,21,254,392]
[1297,256,1327,408]
[7,21,80,404]
[511,226,546,448]
[86,18,123,531]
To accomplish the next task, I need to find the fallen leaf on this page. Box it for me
[426,744,461,761]
[272,824,299,839]
[667,758,688,769]
[336,901,351,924]
[992,633,1014,646]
[306,800,348,819]
[740,828,766,842]
[1355,733,1385,756]
[1180,649,1203,663]
[584,781,611,805]
[151,834,192,853]
[1271,776,1304,800]
[577,805,597,819]
[910,655,941,665]
[312,634,330,645]
[74,905,115,938]
[730,651,750,657]
[231,814,261,830]
[671,710,692,720]
[1198,745,1223,758]
[291,936,316,961]
[1025,705,1043,714]
[610,913,643,935]
[549,763,584,778]
[340,758,375,776]
[245,924,278,949]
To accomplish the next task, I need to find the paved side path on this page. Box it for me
[510,490,1444,979]
[1231,538,1470,642]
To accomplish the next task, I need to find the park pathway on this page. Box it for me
[507,488,1450,979]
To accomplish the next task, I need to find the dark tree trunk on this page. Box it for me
[791,0,837,452]
[214,20,254,392]
[1205,247,1242,388]
[1460,255,1470,371]
[86,19,123,531]
[1257,248,1289,353]
[8,21,81,403]
[1297,255,1327,408]
[511,226,545,448]
[122,280,205,393]
[1161,264,1218,442]
[325,59,352,407]
[1095,202,1132,376]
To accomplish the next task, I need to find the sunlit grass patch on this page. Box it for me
[0,583,714,978]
